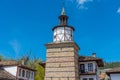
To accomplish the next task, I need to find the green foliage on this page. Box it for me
[17,50,31,65]
[27,57,44,80]
[34,63,44,80]
[100,62,120,69]
[0,54,3,61]
[17,51,44,80]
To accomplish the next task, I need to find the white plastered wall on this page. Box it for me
[80,61,96,72]
[110,74,120,80]
[4,66,17,76]
[80,75,97,80]
[17,67,34,80]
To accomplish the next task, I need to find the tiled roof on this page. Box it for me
[0,68,16,80]
[0,60,18,67]
[39,62,46,68]
[79,56,101,61]
[106,67,120,75]
[0,60,35,71]
[79,56,104,67]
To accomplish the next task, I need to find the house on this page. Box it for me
[0,60,35,80]
[106,67,120,80]
[0,68,16,80]
[40,7,104,80]
[79,53,104,80]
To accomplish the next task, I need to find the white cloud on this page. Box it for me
[9,40,21,55]
[69,0,93,9]
[76,0,93,9]
[117,7,120,14]
[77,0,93,5]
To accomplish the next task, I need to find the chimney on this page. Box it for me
[21,60,25,65]
[92,53,96,58]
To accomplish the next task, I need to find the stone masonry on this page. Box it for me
[44,42,80,80]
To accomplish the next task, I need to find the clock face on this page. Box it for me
[53,27,73,42]
[66,30,71,34]
[65,28,72,41]
[58,28,63,34]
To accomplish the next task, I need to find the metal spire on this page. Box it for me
[61,6,66,15]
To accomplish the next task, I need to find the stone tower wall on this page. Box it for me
[44,42,80,80]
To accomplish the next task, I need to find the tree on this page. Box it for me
[0,54,3,61]
[28,58,44,80]
[17,51,44,80]
[17,50,31,65]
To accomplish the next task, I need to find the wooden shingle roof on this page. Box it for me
[39,62,46,68]
[0,60,18,67]
[106,67,120,75]
[0,60,35,71]
[79,56,104,67]
[0,68,16,80]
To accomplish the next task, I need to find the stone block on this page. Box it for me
[47,48,61,53]
[44,78,51,80]
[46,62,75,68]
[46,57,74,63]
[45,72,75,77]
[52,78,59,80]
[60,78,68,80]
[45,67,75,72]
[47,52,74,57]
[61,47,74,52]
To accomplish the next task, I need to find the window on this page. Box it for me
[29,71,30,78]
[88,63,93,71]
[89,78,94,80]
[26,71,28,78]
[80,64,85,73]
[26,71,29,78]
[83,78,87,80]
[22,70,25,77]
[31,71,34,79]
[83,78,94,80]
[19,69,21,76]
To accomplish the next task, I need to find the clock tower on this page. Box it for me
[53,7,74,42]
[45,7,80,80]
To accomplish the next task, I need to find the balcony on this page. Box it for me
[79,69,96,75]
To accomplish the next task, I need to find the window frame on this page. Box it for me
[89,78,94,80]
[83,78,87,80]
[80,64,85,73]
[88,63,93,72]
[19,69,21,77]
[22,70,25,77]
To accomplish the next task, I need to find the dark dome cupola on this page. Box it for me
[59,7,68,25]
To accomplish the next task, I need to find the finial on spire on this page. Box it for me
[61,3,66,15]
[59,3,68,25]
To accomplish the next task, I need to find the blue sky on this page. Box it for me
[0,0,120,62]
